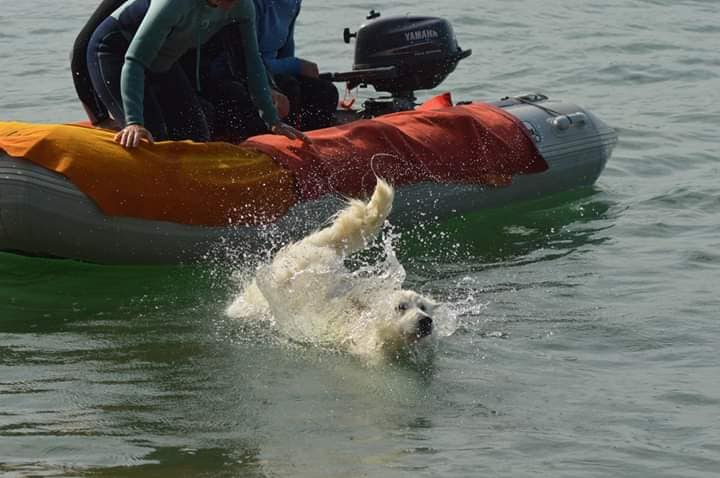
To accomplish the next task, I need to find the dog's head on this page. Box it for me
[372,290,439,348]
[353,289,441,364]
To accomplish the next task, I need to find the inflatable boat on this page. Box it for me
[0,13,617,265]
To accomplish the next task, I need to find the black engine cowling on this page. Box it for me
[332,13,472,98]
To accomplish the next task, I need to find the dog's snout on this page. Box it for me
[417,316,433,338]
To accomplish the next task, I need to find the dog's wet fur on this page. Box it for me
[227,179,440,363]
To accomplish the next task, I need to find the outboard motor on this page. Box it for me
[324,10,472,116]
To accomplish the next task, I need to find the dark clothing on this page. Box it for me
[179,25,272,141]
[75,0,334,142]
[107,0,279,127]
[87,16,210,141]
[250,0,338,130]
[274,74,339,131]
[70,0,125,125]
[203,80,270,141]
[206,40,339,133]
[76,1,274,141]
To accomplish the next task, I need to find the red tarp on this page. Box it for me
[244,100,548,201]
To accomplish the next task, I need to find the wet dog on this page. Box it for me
[227,179,440,362]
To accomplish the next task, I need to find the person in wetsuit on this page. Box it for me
[252,0,338,131]
[72,0,290,140]
[84,0,305,148]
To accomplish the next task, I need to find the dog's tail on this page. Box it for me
[307,178,394,255]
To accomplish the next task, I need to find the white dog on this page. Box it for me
[227,179,441,363]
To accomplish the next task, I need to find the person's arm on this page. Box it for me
[231,3,281,127]
[264,3,301,76]
[120,0,180,127]
[71,0,125,125]
[276,8,297,60]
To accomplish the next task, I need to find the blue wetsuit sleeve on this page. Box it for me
[121,0,180,126]
[265,56,302,77]
[234,3,280,126]
[265,5,301,76]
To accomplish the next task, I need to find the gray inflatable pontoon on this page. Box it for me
[0,95,617,264]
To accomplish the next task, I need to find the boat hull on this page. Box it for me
[0,97,617,264]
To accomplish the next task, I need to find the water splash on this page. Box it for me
[226,224,458,364]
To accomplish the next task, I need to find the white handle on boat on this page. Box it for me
[549,112,588,131]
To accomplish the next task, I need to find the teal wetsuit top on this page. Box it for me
[111,0,279,128]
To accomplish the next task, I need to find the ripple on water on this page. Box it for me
[657,390,720,407]
[592,63,715,85]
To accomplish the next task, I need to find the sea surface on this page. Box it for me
[1,0,720,476]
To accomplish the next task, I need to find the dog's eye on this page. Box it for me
[419,304,426,312]
[397,303,409,312]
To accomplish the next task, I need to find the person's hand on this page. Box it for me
[271,122,310,143]
[298,59,319,79]
[272,89,290,118]
[114,124,154,148]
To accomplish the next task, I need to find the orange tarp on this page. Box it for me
[0,122,296,226]
[244,102,548,200]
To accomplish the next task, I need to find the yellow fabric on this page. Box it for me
[0,122,296,226]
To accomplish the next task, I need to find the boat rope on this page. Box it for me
[340,85,358,109]
[513,95,562,117]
